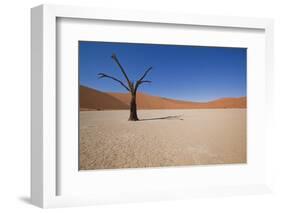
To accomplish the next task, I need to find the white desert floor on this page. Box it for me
[79,109,246,170]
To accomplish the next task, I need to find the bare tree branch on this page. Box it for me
[139,80,152,84]
[134,67,153,92]
[135,80,152,93]
[111,54,132,90]
[137,67,152,82]
[98,73,130,92]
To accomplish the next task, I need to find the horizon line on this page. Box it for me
[80,84,246,104]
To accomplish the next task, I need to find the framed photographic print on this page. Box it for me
[31,4,274,208]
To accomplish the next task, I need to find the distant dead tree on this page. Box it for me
[98,53,152,121]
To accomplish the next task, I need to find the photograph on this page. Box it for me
[79,41,247,170]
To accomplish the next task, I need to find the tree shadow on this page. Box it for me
[139,114,184,121]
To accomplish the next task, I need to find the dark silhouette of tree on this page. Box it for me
[98,53,152,121]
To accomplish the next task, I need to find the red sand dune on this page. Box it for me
[80,86,128,111]
[80,85,246,110]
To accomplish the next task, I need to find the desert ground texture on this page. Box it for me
[79,109,246,170]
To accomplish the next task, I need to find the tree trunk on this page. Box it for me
[128,93,139,121]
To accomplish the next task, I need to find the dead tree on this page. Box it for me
[98,53,152,121]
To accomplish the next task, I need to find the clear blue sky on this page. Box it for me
[79,41,246,102]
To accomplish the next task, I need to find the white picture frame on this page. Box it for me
[31,4,274,208]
